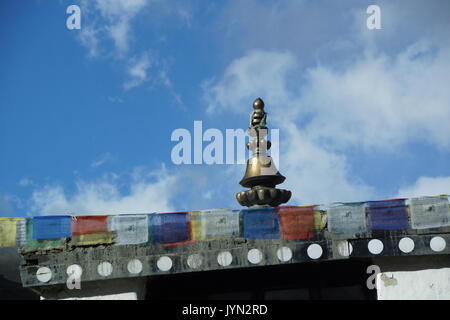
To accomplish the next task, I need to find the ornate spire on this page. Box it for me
[236,98,291,207]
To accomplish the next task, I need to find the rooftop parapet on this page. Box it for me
[0,195,449,288]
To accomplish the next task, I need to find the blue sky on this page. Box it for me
[1,0,450,217]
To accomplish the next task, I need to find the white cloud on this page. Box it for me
[397,176,450,198]
[107,19,131,54]
[76,0,189,93]
[76,0,150,58]
[124,52,151,89]
[175,6,192,28]
[95,0,148,19]
[78,25,100,58]
[282,124,375,204]
[80,0,195,56]
[213,0,366,70]
[27,163,249,215]
[204,50,296,115]
[0,193,22,217]
[203,50,376,204]
[30,166,178,215]
[300,42,450,151]
[204,41,450,151]
[202,35,450,203]
[209,1,450,151]
[18,178,33,187]
[93,0,149,55]
[91,152,114,168]
[202,0,450,204]
[108,96,124,103]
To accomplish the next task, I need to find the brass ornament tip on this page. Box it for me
[253,98,264,110]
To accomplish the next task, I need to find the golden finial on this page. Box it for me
[236,98,291,207]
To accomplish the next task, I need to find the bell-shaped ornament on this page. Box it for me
[239,155,285,188]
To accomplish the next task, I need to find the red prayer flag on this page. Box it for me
[277,206,315,240]
[71,216,109,236]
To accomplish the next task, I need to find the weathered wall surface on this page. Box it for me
[374,256,450,300]
[20,234,450,290]
[0,247,39,299]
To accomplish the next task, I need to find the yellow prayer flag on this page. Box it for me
[189,211,202,241]
[0,218,21,247]
[313,209,327,230]
[71,232,113,245]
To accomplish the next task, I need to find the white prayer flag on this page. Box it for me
[109,215,148,245]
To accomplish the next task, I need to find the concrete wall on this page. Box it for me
[39,277,147,300]
[374,256,450,300]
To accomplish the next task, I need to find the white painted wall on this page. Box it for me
[41,292,139,300]
[377,268,450,300]
[40,278,147,300]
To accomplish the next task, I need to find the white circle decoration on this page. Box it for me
[398,237,415,253]
[157,256,173,271]
[276,247,293,262]
[307,244,323,260]
[248,249,263,264]
[217,251,233,267]
[430,236,446,252]
[97,261,113,277]
[36,267,52,283]
[127,259,143,274]
[187,254,203,269]
[368,239,384,255]
[337,241,353,257]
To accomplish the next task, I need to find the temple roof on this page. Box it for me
[0,194,449,288]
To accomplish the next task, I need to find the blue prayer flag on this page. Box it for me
[366,199,406,208]
[32,216,72,239]
[242,208,280,239]
[367,199,409,230]
[148,213,190,244]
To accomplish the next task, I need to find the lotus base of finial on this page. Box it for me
[236,186,291,207]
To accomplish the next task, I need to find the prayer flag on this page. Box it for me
[367,199,409,230]
[327,203,367,235]
[109,215,148,245]
[71,232,113,245]
[409,196,450,229]
[71,216,109,235]
[242,208,280,239]
[149,213,190,244]
[198,209,240,240]
[32,216,71,239]
[0,218,21,247]
[277,206,315,240]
